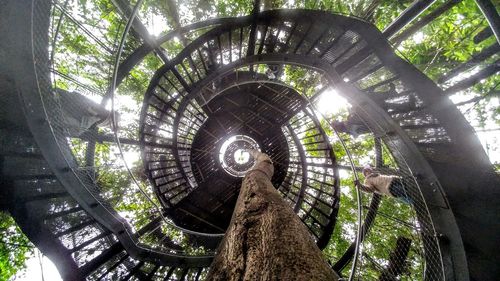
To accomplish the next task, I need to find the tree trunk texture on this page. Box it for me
[206,153,338,281]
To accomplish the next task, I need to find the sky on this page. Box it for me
[12,250,62,281]
[315,88,351,117]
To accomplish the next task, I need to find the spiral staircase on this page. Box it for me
[1,0,499,280]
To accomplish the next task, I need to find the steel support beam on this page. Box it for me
[110,0,169,62]
[438,43,500,84]
[474,0,500,45]
[383,0,438,38]
[391,0,462,44]
[79,242,125,277]
[443,59,499,94]
[332,194,381,274]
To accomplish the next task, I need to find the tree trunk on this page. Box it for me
[206,152,338,281]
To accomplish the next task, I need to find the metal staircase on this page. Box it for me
[1,0,499,280]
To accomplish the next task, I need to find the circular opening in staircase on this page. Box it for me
[219,135,260,177]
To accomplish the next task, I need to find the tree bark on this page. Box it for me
[206,152,338,281]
